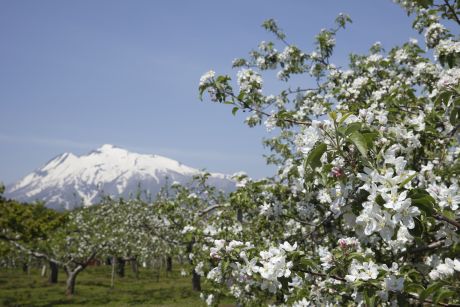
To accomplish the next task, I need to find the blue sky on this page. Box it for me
[0,0,421,184]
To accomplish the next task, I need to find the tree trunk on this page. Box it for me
[65,271,78,296]
[187,241,200,291]
[111,256,116,288]
[64,263,86,296]
[237,208,243,223]
[131,258,139,279]
[166,256,172,272]
[49,261,58,284]
[192,271,201,291]
[156,259,161,282]
[116,257,125,278]
[41,264,47,277]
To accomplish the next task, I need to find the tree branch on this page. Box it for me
[6,240,62,266]
[443,0,460,26]
[408,292,460,307]
[226,91,311,126]
[300,269,346,282]
[434,213,460,229]
[198,204,225,216]
[397,239,446,258]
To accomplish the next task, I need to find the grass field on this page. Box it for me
[0,265,215,306]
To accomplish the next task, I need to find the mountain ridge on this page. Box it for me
[5,144,235,210]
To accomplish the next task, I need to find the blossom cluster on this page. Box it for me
[193,2,460,305]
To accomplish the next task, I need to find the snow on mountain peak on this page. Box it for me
[99,144,117,151]
[5,145,235,210]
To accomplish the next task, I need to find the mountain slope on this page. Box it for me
[5,144,235,210]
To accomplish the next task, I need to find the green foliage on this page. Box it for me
[0,199,66,243]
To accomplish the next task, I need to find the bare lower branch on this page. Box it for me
[7,240,62,266]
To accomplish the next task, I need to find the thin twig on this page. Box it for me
[397,239,446,258]
[443,0,460,26]
[300,269,346,282]
[408,292,460,307]
[434,213,460,229]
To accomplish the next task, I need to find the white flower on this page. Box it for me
[226,240,244,252]
[296,124,322,155]
[199,70,215,86]
[181,225,196,234]
[210,239,226,258]
[396,225,413,244]
[408,111,425,131]
[384,275,404,292]
[317,188,332,204]
[429,258,460,280]
[394,49,409,63]
[382,188,410,211]
[280,241,297,252]
[207,266,223,282]
[237,68,263,93]
[435,39,460,59]
[292,298,312,307]
[195,261,205,276]
[188,193,198,199]
[424,23,447,48]
[259,203,271,216]
[345,259,380,282]
[264,113,277,132]
[392,200,420,229]
[438,183,460,210]
[205,294,214,306]
[253,246,293,293]
[356,202,390,236]
[437,68,460,90]
[318,246,334,269]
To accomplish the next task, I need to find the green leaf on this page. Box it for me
[306,143,327,169]
[442,209,456,220]
[364,289,377,307]
[329,111,337,121]
[399,173,417,188]
[338,112,353,125]
[435,91,452,105]
[232,107,239,116]
[349,131,368,158]
[344,122,362,135]
[408,217,424,238]
[396,294,410,307]
[411,196,436,215]
[415,0,433,8]
[408,188,430,198]
[405,282,425,294]
[419,281,445,302]
[449,105,459,125]
[433,289,456,305]
[299,258,317,268]
[362,132,379,144]
[347,252,366,262]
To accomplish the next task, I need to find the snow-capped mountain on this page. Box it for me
[5,144,235,210]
